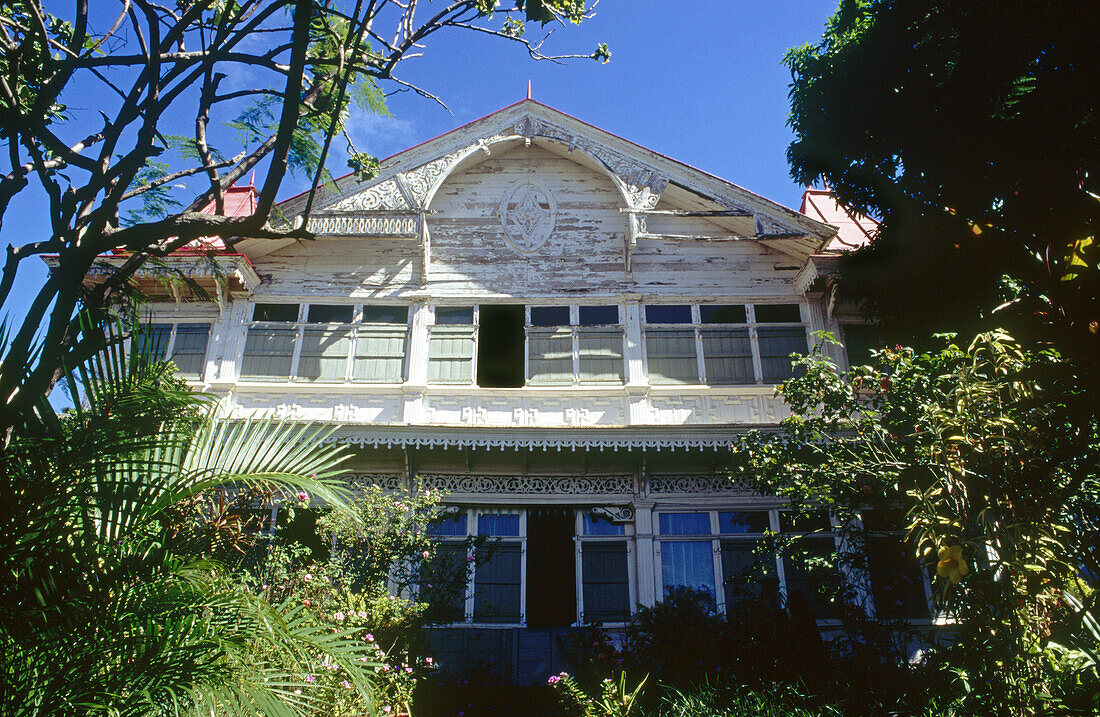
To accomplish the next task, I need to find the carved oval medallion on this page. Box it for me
[499,178,557,254]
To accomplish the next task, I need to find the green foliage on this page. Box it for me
[124,160,183,226]
[0,320,376,715]
[784,1,1098,371]
[729,331,1100,714]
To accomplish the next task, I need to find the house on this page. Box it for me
[96,99,923,683]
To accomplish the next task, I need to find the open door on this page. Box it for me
[525,510,577,628]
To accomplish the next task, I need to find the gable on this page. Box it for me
[240,101,835,267]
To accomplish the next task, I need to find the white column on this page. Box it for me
[623,299,650,425]
[403,300,430,423]
[208,299,251,385]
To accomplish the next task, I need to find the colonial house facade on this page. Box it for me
[90,100,926,682]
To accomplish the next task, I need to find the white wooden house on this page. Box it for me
[102,100,926,682]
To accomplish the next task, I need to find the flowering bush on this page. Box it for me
[248,484,473,715]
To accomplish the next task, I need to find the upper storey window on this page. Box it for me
[644,303,808,385]
[141,322,212,380]
[528,305,624,385]
[426,305,625,387]
[240,303,408,383]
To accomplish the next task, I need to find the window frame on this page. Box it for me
[653,507,852,620]
[642,302,811,385]
[525,304,625,386]
[139,320,213,381]
[424,508,637,628]
[576,512,636,626]
[240,302,410,383]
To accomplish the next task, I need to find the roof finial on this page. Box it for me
[526,79,532,100]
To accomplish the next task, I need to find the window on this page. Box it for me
[643,303,808,385]
[473,513,523,623]
[477,305,525,388]
[140,322,212,380]
[779,511,838,618]
[424,514,471,623]
[426,305,625,386]
[644,305,697,384]
[241,303,409,382]
[528,305,624,385]
[299,305,352,382]
[862,509,931,619]
[354,306,408,383]
[654,508,840,618]
[719,511,778,608]
[580,514,630,624]
[657,512,715,600]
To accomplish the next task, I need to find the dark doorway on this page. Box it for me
[477,304,525,387]
[525,511,577,628]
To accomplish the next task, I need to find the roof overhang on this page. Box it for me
[326,424,772,452]
[45,252,260,302]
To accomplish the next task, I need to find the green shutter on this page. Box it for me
[646,328,698,384]
[701,328,754,384]
[578,328,624,384]
[528,328,573,384]
[241,326,296,380]
[427,326,475,384]
[353,325,408,383]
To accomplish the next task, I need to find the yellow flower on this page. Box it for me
[937,545,969,584]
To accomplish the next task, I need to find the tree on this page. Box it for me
[729,335,1100,714]
[784,1,1098,369]
[0,323,381,715]
[0,0,608,438]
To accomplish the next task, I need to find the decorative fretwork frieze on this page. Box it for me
[419,473,634,497]
[346,472,403,493]
[325,179,409,211]
[648,473,753,495]
[306,213,418,237]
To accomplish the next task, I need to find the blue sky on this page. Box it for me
[2,0,840,405]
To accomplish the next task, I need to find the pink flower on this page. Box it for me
[422,550,431,559]
[425,657,433,665]
[297,491,308,502]
[334,611,345,621]
[305,675,314,683]
[365,633,374,642]
[302,599,311,606]
[547,675,561,685]
[404,667,414,674]
[340,680,352,689]
[357,610,367,619]
[302,573,312,582]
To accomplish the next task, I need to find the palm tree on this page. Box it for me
[0,320,378,715]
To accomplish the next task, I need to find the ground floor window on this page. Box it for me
[421,504,929,626]
[424,508,634,627]
[655,508,931,620]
